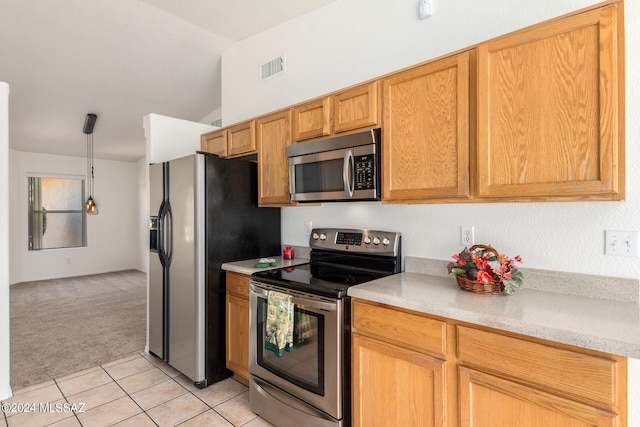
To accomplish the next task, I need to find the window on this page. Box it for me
[28,177,87,250]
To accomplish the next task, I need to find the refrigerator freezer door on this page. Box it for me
[167,154,206,382]
[148,162,166,359]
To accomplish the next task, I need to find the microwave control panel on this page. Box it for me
[354,154,376,190]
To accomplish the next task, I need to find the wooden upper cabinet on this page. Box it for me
[256,110,295,206]
[293,97,331,141]
[477,3,624,200]
[333,81,380,134]
[227,120,257,157]
[293,81,380,142]
[201,121,256,158]
[201,129,227,157]
[382,52,471,202]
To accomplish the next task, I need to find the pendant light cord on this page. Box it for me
[90,133,94,196]
[87,133,91,197]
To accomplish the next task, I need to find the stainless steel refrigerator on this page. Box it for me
[148,152,281,388]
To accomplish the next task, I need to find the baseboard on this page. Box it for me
[10,268,145,286]
[0,385,13,401]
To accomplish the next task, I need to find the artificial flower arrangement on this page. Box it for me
[447,245,523,295]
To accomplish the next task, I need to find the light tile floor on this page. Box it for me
[1,351,274,427]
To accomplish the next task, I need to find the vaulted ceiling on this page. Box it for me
[0,0,337,161]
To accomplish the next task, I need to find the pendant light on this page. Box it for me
[83,113,99,215]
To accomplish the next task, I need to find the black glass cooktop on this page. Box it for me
[251,250,400,299]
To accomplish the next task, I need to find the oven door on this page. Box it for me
[249,280,343,419]
[288,144,378,202]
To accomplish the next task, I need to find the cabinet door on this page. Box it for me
[333,81,379,134]
[477,4,623,200]
[201,129,227,157]
[382,52,470,202]
[226,293,249,382]
[352,333,446,427]
[457,326,622,409]
[226,271,249,299]
[256,110,295,206]
[459,367,619,427]
[293,97,331,142]
[227,120,256,157]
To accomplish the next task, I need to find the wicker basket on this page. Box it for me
[455,245,505,295]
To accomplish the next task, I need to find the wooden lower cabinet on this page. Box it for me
[352,300,447,426]
[459,367,620,427]
[352,333,446,427]
[351,299,627,427]
[225,271,250,384]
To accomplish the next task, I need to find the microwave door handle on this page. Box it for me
[289,162,295,201]
[343,150,354,197]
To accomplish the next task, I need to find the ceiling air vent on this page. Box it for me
[261,54,285,80]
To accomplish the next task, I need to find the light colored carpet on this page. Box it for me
[9,270,146,390]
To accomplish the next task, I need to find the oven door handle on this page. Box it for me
[250,284,337,312]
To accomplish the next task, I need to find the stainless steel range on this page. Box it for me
[249,228,402,427]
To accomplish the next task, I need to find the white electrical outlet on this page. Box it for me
[304,220,313,235]
[461,226,474,246]
[605,230,640,257]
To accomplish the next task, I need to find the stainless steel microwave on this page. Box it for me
[286,128,381,202]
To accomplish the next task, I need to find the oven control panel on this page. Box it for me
[310,228,400,256]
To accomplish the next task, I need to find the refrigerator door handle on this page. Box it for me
[157,200,172,268]
[164,203,173,265]
[157,200,165,266]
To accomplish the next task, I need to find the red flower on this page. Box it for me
[514,255,522,263]
[473,257,488,271]
[477,271,493,283]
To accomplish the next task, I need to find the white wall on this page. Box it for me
[144,113,215,164]
[1,82,12,399]
[222,0,640,280]
[222,0,616,126]
[9,151,142,283]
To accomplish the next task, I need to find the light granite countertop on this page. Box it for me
[221,256,310,275]
[348,271,640,359]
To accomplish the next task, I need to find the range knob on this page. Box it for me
[320,233,327,241]
[312,232,320,240]
[363,236,371,244]
[382,237,391,246]
[373,237,381,245]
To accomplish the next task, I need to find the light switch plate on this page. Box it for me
[419,0,433,19]
[605,230,640,257]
